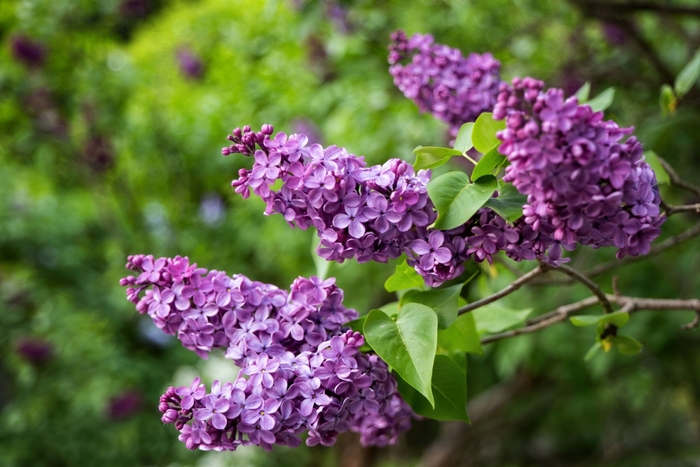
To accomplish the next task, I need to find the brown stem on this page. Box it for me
[551,264,614,314]
[664,203,700,216]
[458,265,548,315]
[657,156,700,198]
[483,294,700,345]
[577,1,700,17]
[535,222,700,285]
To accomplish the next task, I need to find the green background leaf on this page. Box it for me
[613,335,643,356]
[644,150,670,185]
[472,304,533,334]
[675,48,700,97]
[438,312,483,356]
[587,87,615,112]
[570,311,629,328]
[575,81,591,102]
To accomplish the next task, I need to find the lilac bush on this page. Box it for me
[388,30,501,135]
[120,254,414,451]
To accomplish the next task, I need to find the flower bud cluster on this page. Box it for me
[388,30,501,135]
[493,77,664,258]
[120,255,414,450]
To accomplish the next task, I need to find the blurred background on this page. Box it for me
[1,0,700,465]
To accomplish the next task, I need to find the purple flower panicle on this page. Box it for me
[493,77,664,259]
[388,30,501,135]
[121,255,414,450]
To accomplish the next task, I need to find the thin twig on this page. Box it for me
[682,311,700,330]
[664,203,700,216]
[612,276,621,297]
[584,222,700,278]
[657,156,700,198]
[534,222,700,285]
[483,294,700,345]
[458,265,548,315]
[494,256,525,278]
[551,264,614,314]
[577,0,700,17]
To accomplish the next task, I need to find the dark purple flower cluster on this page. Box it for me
[388,30,501,135]
[223,125,437,266]
[224,124,581,285]
[493,77,664,258]
[120,255,414,450]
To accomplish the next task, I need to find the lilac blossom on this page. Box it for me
[493,77,664,259]
[388,30,502,136]
[122,256,415,451]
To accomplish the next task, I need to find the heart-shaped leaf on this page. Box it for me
[363,304,438,406]
[400,284,463,329]
[587,87,615,112]
[395,354,469,422]
[413,146,463,170]
[453,123,474,154]
[385,259,424,292]
[471,146,507,181]
[438,312,483,356]
[428,172,497,230]
[484,182,526,223]
[472,112,506,154]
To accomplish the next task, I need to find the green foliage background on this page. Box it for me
[1,0,700,465]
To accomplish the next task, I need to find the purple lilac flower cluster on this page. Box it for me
[224,124,578,286]
[120,254,414,450]
[493,77,664,258]
[388,30,501,135]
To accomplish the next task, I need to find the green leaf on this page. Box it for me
[401,284,463,329]
[569,310,629,328]
[453,122,475,154]
[395,354,469,422]
[484,183,526,223]
[584,342,602,361]
[472,304,533,334]
[413,146,463,170]
[364,304,438,406]
[586,87,615,112]
[379,301,400,317]
[438,312,483,356]
[428,173,498,230]
[644,150,670,185]
[311,236,331,280]
[471,146,506,181]
[575,81,591,102]
[613,335,643,356]
[385,259,424,292]
[675,48,700,98]
[659,84,677,116]
[472,112,506,154]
